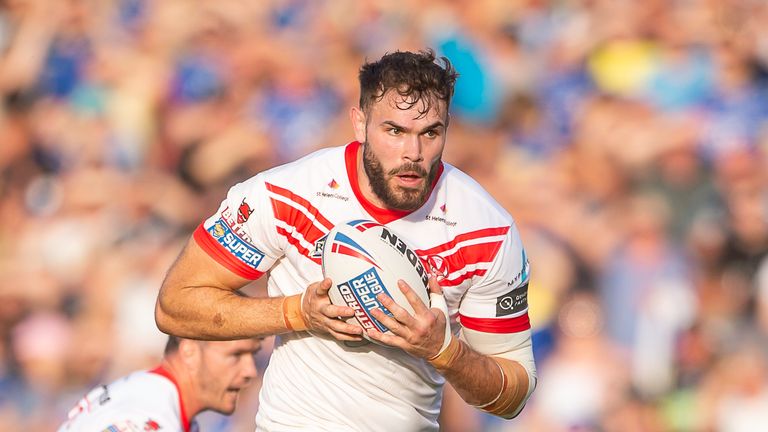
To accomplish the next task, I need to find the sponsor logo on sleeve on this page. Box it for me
[507,249,530,288]
[495,282,528,317]
[337,268,394,332]
[144,419,161,431]
[237,198,254,223]
[220,206,252,242]
[208,219,265,269]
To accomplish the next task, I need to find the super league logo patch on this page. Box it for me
[495,282,528,317]
[208,219,265,269]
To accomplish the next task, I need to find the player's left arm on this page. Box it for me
[367,225,536,419]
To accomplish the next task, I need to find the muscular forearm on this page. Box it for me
[155,284,289,340]
[430,337,530,417]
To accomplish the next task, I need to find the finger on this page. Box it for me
[324,316,364,336]
[375,292,415,327]
[398,279,430,315]
[369,307,407,336]
[427,276,443,295]
[323,304,356,318]
[315,278,332,296]
[328,329,364,341]
[365,328,402,348]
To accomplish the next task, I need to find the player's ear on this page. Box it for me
[350,106,366,143]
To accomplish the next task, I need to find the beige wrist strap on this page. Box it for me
[281,294,308,332]
[427,336,464,370]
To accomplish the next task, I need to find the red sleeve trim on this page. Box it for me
[149,365,191,432]
[458,313,531,333]
[193,224,264,280]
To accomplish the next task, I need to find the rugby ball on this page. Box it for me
[320,220,430,343]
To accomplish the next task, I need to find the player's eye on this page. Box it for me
[424,130,438,138]
[388,127,402,136]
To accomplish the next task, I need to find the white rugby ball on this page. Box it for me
[320,220,430,342]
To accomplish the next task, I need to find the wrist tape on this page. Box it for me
[281,294,308,332]
[476,357,530,418]
[428,336,464,370]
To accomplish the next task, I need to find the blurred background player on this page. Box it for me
[57,336,261,432]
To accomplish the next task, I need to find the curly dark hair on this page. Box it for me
[358,49,458,119]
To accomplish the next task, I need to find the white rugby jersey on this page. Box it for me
[57,366,196,432]
[195,141,531,431]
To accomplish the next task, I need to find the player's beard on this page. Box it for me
[362,142,440,211]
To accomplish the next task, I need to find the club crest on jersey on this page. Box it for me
[208,219,265,269]
[337,268,393,332]
[237,198,253,223]
[426,255,449,281]
[330,231,380,269]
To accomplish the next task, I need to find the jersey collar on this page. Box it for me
[344,141,443,224]
[149,365,192,432]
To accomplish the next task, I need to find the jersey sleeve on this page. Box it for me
[193,175,283,280]
[457,223,531,335]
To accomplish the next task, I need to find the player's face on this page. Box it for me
[196,338,261,415]
[351,90,448,211]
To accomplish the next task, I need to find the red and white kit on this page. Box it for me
[196,141,533,431]
[57,367,195,432]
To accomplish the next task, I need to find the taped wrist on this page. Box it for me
[475,357,530,418]
[428,336,465,370]
[281,294,308,332]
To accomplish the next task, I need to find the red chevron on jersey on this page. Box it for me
[426,240,505,278]
[441,268,489,287]
[415,226,510,256]
[266,182,334,231]
[270,198,329,245]
[416,226,509,287]
[276,226,321,264]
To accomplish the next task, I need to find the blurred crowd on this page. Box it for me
[1,0,768,430]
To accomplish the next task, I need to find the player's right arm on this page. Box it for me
[156,236,286,339]
[155,178,362,341]
[156,232,363,341]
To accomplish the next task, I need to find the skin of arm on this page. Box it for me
[155,236,363,341]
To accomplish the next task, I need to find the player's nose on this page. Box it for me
[241,356,258,383]
[402,135,423,163]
